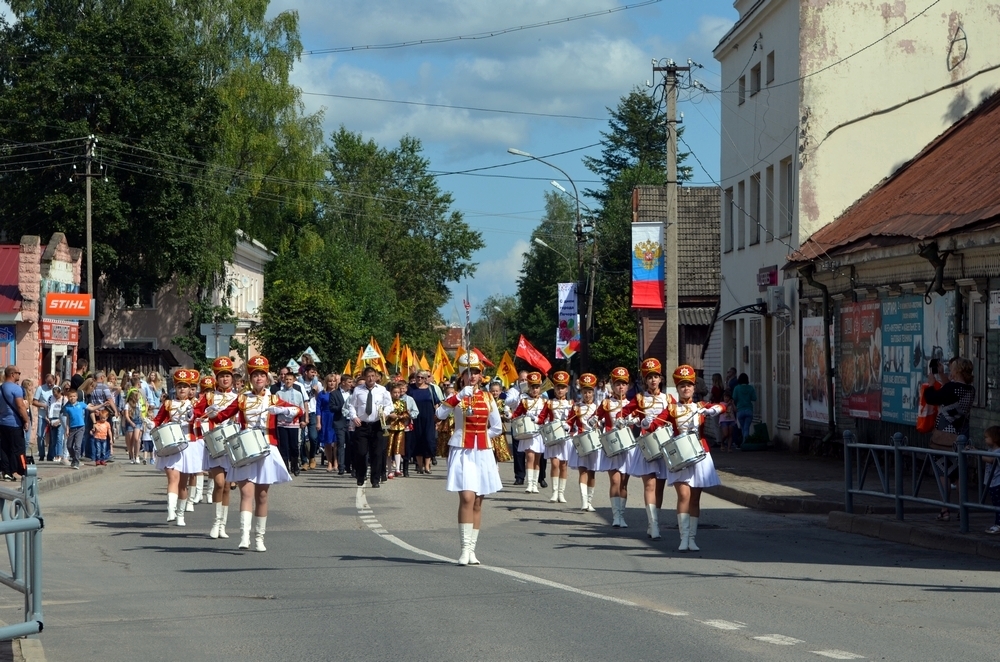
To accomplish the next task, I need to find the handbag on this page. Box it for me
[929,429,957,451]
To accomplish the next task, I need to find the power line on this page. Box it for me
[301,91,606,121]
[302,0,663,55]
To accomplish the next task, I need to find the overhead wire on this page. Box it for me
[300,91,606,121]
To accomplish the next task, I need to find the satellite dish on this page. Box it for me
[246,300,258,314]
[240,276,250,288]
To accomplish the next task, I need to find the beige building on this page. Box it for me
[713,0,1000,447]
[99,231,273,370]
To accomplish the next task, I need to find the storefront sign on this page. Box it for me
[42,293,94,321]
[757,265,778,291]
[840,301,881,420]
[40,320,80,345]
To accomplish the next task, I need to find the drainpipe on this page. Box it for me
[800,263,837,442]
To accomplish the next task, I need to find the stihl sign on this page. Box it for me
[43,293,94,321]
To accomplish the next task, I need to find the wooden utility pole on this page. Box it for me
[84,136,96,372]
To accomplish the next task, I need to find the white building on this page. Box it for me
[712,0,1000,447]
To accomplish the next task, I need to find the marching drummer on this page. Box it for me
[436,352,503,565]
[511,372,546,494]
[596,367,633,528]
[186,374,216,510]
[210,355,298,552]
[621,358,670,540]
[566,373,600,512]
[152,368,201,527]
[192,357,240,540]
[537,370,573,505]
[647,365,725,552]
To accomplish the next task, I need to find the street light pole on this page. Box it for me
[509,148,588,373]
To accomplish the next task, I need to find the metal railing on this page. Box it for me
[0,465,43,640]
[844,430,1000,534]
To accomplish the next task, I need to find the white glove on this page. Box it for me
[587,417,600,430]
[614,417,628,430]
[267,405,285,416]
[205,404,220,417]
[459,386,475,398]
[562,421,571,433]
[641,415,654,429]
[699,406,720,417]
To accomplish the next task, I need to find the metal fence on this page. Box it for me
[0,466,43,640]
[844,430,1000,534]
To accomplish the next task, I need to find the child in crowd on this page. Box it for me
[385,382,415,479]
[123,389,143,464]
[984,426,1000,535]
[719,390,737,452]
[61,389,88,470]
[140,414,155,465]
[91,410,112,466]
[45,385,65,463]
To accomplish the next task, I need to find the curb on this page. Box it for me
[707,482,843,514]
[36,460,123,494]
[827,511,1000,560]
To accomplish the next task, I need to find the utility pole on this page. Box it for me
[84,136,96,372]
[653,61,688,371]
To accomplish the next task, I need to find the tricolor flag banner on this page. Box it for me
[631,221,664,309]
[555,282,580,360]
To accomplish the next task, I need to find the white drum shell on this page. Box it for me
[572,430,602,456]
[512,417,539,441]
[540,421,569,447]
[203,422,240,459]
[638,427,671,462]
[227,429,271,468]
[662,432,706,472]
[599,427,636,457]
[152,423,188,456]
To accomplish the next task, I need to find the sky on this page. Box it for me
[1,0,739,322]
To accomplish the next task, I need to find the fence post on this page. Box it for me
[956,435,969,534]
[843,430,854,514]
[892,432,905,521]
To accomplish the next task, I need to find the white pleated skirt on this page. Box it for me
[667,452,721,488]
[445,447,503,496]
[230,445,292,485]
[543,438,572,461]
[517,435,544,454]
[572,446,602,471]
[595,447,626,473]
[204,447,232,473]
[154,440,204,473]
[623,446,667,479]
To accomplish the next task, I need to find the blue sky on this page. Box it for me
[1,0,739,322]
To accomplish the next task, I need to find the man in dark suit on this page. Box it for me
[329,374,353,476]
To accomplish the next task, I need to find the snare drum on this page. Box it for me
[227,429,270,468]
[572,430,602,456]
[600,427,636,457]
[540,421,569,447]
[661,432,706,472]
[512,416,539,440]
[152,422,188,456]
[203,421,240,459]
[637,427,671,462]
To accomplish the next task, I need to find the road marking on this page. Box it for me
[811,651,865,660]
[700,619,746,630]
[755,634,803,645]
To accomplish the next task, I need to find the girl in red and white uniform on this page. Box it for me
[437,352,503,566]
[648,365,725,551]
[511,372,546,494]
[595,367,632,527]
[185,374,216,510]
[566,373,600,512]
[192,357,239,539]
[621,358,670,540]
[537,370,573,504]
[152,369,201,526]
[210,356,297,552]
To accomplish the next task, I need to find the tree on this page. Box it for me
[470,294,518,365]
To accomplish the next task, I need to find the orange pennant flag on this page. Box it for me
[419,352,430,371]
[342,359,352,376]
[497,351,518,388]
[386,334,401,366]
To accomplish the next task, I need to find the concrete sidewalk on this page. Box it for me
[707,445,1000,560]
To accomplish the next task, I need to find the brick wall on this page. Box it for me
[17,236,40,387]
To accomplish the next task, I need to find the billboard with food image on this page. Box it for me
[802,317,834,424]
[840,301,882,420]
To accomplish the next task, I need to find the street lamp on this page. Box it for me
[510,147,589,372]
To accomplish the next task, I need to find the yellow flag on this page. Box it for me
[342,359,352,376]
[452,344,465,364]
[386,334,401,366]
[432,360,445,385]
[419,352,430,371]
[354,346,364,374]
[435,340,455,378]
[497,351,518,388]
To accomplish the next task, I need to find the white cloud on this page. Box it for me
[472,239,529,293]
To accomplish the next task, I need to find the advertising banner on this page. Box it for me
[556,282,580,359]
[879,296,923,424]
[631,222,664,309]
[840,301,881,420]
[802,317,833,424]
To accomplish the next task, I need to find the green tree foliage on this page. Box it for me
[170,297,239,373]
[470,294,518,365]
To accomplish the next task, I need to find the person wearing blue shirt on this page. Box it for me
[61,388,89,470]
[0,366,31,480]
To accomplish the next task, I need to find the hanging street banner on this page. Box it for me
[631,221,664,309]
[840,301,881,420]
[802,317,833,424]
[555,282,580,360]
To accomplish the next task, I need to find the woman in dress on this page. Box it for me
[437,352,503,565]
[210,356,298,551]
[596,367,633,527]
[152,369,200,526]
[192,357,240,539]
[537,371,574,504]
[316,373,338,472]
[621,358,670,540]
[648,365,725,551]
[567,373,600,512]
[407,370,439,475]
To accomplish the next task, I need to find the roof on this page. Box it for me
[788,91,1000,265]
[633,185,721,298]
[678,307,715,326]
[0,245,23,316]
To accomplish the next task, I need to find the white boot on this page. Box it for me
[557,481,567,503]
[524,469,535,493]
[238,511,252,549]
[167,493,178,522]
[586,487,596,512]
[253,516,267,552]
[619,497,629,528]
[677,513,690,551]
[175,494,187,526]
[210,503,223,538]
[457,523,473,565]
[688,516,700,551]
[193,475,205,503]
[549,476,561,502]
[531,469,540,493]
[580,483,590,511]
[611,496,622,527]
[646,504,661,540]
[218,505,229,539]
[468,528,481,565]
[185,489,195,512]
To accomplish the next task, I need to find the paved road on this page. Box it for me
[31,462,999,661]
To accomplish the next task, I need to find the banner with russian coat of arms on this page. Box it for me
[631,222,664,309]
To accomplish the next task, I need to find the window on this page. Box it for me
[780,157,794,237]
[724,187,734,252]
[123,339,155,350]
[750,63,761,96]
[749,173,761,245]
[738,76,746,105]
[766,51,775,84]
[117,287,156,310]
[737,180,746,249]
[764,165,774,242]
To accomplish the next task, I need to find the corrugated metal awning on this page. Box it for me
[678,307,715,326]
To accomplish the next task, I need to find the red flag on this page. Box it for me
[472,347,495,368]
[515,335,552,375]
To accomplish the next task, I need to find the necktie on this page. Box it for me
[366,389,373,416]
